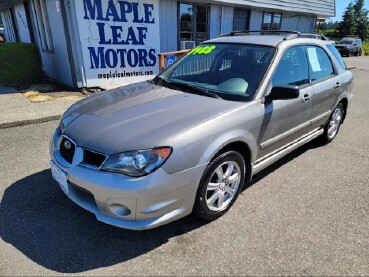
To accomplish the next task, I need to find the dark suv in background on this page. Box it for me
[335,37,363,56]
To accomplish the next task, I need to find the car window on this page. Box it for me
[159,43,275,101]
[306,46,335,82]
[326,44,346,70]
[339,39,354,45]
[272,46,309,87]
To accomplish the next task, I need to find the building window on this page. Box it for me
[233,9,249,31]
[9,8,20,41]
[32,0,53,52]
[2,8,19,42]
[24,1,35,43]
[179,3,209,48]
[261,12,282,31]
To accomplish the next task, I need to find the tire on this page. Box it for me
[321,103,344,144]
[193,151,246,221]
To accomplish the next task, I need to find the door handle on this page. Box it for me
[335,82,341,89]
[301,94,311,103]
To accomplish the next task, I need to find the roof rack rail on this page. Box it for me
[298,32,329,41]
[218,30,301,40]
[218,30,332,41]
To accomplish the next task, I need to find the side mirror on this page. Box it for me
[268,85,300,101]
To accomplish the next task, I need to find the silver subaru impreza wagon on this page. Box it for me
[50,31,353,230]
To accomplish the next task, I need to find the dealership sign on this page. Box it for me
[75,0,160,87]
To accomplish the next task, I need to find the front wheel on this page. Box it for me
[193,151,245,221]
[321,103,344,144]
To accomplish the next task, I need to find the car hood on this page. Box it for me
[62,82,243,155]
[335,43,352,47]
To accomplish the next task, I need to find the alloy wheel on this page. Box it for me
[327,107,343,139]
[205,161,241,212]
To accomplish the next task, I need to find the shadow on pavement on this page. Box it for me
[246,137,324,188]
[0,169,206,273]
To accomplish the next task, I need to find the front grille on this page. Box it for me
[60,137,75,164]
[83,149,107,168]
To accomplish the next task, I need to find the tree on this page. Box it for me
[337,3,356,37]
[353,0,369,40]
[337,0,369,40]
[320,20,339,31]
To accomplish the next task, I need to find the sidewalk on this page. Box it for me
[0,85,80,129]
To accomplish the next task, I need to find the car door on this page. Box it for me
[257,45,314,159]
[305,45,341,129]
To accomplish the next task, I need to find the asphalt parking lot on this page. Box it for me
[0,56,368,276]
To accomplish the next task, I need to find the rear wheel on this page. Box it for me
[321,103,344,144]
[193,151,245,221]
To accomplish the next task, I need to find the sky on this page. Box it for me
[329,0,369,21]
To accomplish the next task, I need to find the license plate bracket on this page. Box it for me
[50,160,68,194]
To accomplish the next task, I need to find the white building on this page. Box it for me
[0,0,335,88]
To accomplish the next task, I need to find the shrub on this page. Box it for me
[0,42,42,86]
[362,41,369,56]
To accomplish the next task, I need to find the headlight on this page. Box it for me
[50,126,61,153]
[102,147,172,177]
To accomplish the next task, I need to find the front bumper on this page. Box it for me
[49,129,206,230]
[337,48,351,56]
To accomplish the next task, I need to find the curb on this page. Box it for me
[0,115,61,129]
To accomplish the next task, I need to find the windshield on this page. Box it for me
[338,39,354,45]
[157,43,275,101]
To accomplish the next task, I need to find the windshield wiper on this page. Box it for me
[185,84,222,99]
[153,77,221,99]
[165,80,222,99]
[153,76,176,90]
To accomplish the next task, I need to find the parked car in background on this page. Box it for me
[50,31,353,230]
[0,27,4,43]
[335,37,362,56]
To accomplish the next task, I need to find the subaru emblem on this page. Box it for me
[64,140,72,150]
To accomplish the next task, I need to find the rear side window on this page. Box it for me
[306,46,334,82]
[272,46,309,86]
[327,44,347,70]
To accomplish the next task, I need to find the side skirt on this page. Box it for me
[252,128,324,176]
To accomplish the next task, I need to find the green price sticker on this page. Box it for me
[189,45,216,55]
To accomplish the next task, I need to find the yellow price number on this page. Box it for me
[189,45,216,55]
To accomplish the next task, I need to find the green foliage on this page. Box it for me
[319,21,339,31]
[337,0,369,41]
[320,28,338,38]
[0,43,42,86]
[363,41,369,55]
[337,3,356,37]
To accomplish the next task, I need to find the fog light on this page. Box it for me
[109,204,131,217]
